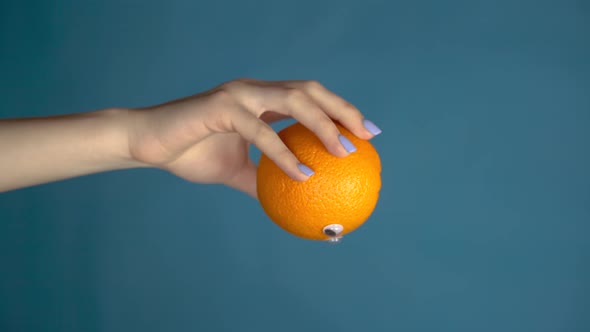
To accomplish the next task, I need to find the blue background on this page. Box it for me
[1,0,589,331]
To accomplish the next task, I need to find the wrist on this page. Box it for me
[96,107,150,169]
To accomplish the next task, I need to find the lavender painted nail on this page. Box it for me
[363,119,382,135]
[338,135,357,153]
[297,163,315,176]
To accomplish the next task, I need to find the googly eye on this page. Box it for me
[323,224,344,237]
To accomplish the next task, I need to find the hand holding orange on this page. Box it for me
[257,122,382,242]
[127,76,382,239]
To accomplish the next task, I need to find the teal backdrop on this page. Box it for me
[1,0,589,331]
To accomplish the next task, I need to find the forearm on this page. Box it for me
[0,108,146,192]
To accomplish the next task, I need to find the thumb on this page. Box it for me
[225,160,258,199]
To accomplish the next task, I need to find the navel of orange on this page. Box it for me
[257,122,381,241]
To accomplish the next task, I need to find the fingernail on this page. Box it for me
[338,135,357,153]
[363,119,382,136]
[297,163,315,176]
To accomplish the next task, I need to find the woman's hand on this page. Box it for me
[127,78,382,198]
[0,78,381,195]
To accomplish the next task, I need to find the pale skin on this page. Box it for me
[0,78,382,198]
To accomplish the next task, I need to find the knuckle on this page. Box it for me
[276,146,296,163]
[314,117,347,151]
[340,100,357,111]
[342,101,363,118]
[315,117,343,149]
[303,79,323,91]
[215,78,256,103]
[208,88,236,107]
[284,88,307,103]
[317,116,339,133]
[252,122,275,143]
[220,79,247,92]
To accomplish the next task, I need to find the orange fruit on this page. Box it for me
[257,122,382,241]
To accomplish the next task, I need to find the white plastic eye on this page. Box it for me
[323,224,344,237]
